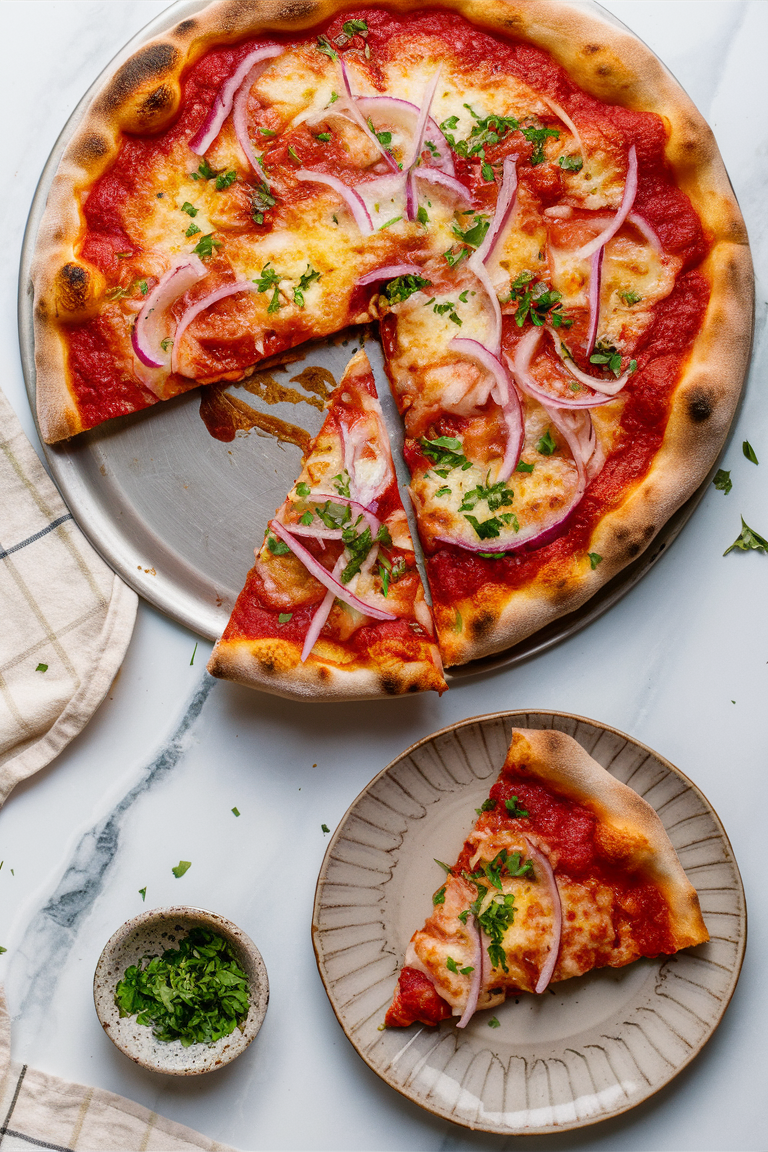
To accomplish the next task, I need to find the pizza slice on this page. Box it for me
[385,727,708,1027]
[207,349,447,699]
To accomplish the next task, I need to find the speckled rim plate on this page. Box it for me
[17,3,751,674]
[312,711,746,1134]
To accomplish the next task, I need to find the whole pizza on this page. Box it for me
[31,0,753,694]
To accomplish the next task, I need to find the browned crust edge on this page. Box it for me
[507,727,709,948]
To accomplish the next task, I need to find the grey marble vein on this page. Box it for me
[7,673,216,1025]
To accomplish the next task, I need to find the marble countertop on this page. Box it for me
[1,2,766,1149]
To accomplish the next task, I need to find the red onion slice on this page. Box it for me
[404,66,442,220]
[295,170,373,234]
[467,257,502,355]
[269,521,396,621]
[355,96,455,175]
[449,337,523,479]
[585,245,604,357]
[231,47,285,183]
[337,61,400,173]
[542,96,584,163]
[190,45,282,156]
[511,326,615,410]
[474,155,519,266]
[546,329,634,397]
[627,211,662,253]
[131,256,208,369]
[356,263,426,288]
[573,145,638,260]
[412,167,474,206]
[301,555,344,662]
[297,492,382,538]
[171,280,257,374]
[523,838,562,993]
[456,914,483,1029]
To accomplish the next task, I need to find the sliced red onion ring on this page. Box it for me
[131,256,208,369]
[523,838,562,993]
[546,328,633,397]
[573,145,638,260]
[301,555,344,662]
[456,913,483,1029]
[231,47,285,183]
[300,492,382,538]
[412,167,474,206]
[467,257,502,355]
[511,326,615,410]
[190,45,282,156]
[171,280,257,374]
[339,421,390,507]
[627,211,662,253]
[356,263,426,288]
[355,96,455,175]
[404,66,442,220]
[585,245,604,357]
[542,95,584,163]
[474,155,518,266]
[270,520,396,621]
[295,170,373,234]
[337,61,400,173]
[449,337,523,479]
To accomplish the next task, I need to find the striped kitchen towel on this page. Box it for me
[0,388,137,806]
[0,989,235,1151]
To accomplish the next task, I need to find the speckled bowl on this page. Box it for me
[94,906,269,1075]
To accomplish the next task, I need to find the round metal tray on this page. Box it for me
[17,0,747,676]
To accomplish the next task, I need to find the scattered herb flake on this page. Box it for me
[181,201,198,217]
[192,233,222,259]
[0,947,6,955]
[713,468,732,494]
[504,796,529,818]
[475,798,497,815]
[516,461,534,474]
[190,643,197,666]
[416,204,429,226]
[619,288,642,305]
[185,222,201,237]
[231,807,240,817]
[138,887,147,901]
[172,860,192,879]
[316,35,338,61]
[435,859,453,874]
[342,18,368,36]
[378,215,403,231]
[521,123,560,165]
[488,1015,501,1028]
[296,482,311,497]
[588,552,603,570]
[537,429,557,456]
[557,154,583,172]
[278,613,293,624]
[35,663,48,673]
[383,273,431,304]
[743,440,759,464]
[288,145,301,165]
[322,823,330,834]
[723,517,768,556]
[267,531,291,555]
[293,264,321,307]
[433,886,446,905]
[315,132,331,143]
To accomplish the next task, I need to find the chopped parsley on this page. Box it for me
[464,515,502,540]
[488,1016,501,1028]
[515,460,534,474]
[266,531,291,555]
[231,807,240,817]
[215,168,237,191]
[316,35,338,60]
[190,158,218,181]
[588,552,603,570]
[35,663,48,673]
[478,894,517,972]
[435,859,453,874]
[251,181,276,225]
[138,887,147,901]
[383,273,431,304]
[723,517,768,556]
[460,478,515,514]
[508,271,572,329]
[185,222,201,237]
[171,860,191,878]
[420,436,472,475]
[504,796,529,817]
[454,607,463,632]
[192,233,222,260]
[254,263,282,312]
[299,511,313,526]
[446,956,474,976]
[190,643,197,666]
[342,18,368,36]
[416,205,429,226]
[293,264,321,308]
[378,554,406,597]
[743,440,759,465]
[451,213,490,250]
[558,154,583,172]
[258,127,276,137]
[315,131,331,143]
[321,823,330,834]
[713,469,732,495]
[378,215,403,231]
[475,798,496,815]
[521,123,560,165]
[440,108,520,162]
[332,470,351,498]
[435,485,452,498]
[431,299,462,325]
[287,145,301,165]
[296,482,311,498]
[443,246,468,269]
[160,337,173,352]
[181,202,198,217]
[537,429,557,456]
[433,886,446,906]
[619,288,643,305]
[278,613,293,624]
[114,927,250,1047]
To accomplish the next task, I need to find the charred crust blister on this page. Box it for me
[688,390,714,423]
[98,43,180,114]
[469,610,495,640]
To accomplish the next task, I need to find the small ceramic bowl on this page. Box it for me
[94,906,269,1075]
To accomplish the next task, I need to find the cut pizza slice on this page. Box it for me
[385,727,708,1028]
[207,349,447,700]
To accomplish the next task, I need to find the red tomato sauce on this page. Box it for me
[385,967,453,1027]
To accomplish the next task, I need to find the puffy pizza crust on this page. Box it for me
[31,0,752,674]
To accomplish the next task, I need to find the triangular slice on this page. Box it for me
[208,350,447,700]
[385,728,708,1027]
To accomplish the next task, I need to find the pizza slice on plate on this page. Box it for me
[207,349,446,699]
[385,727,708,1027]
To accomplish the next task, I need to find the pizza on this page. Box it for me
[31,0,752,683]
[207,349,446,698]
[384,727,709,1028]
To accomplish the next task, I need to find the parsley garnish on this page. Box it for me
[0,947,6,955]
[435,859,453,874]
[378,555,406,596]
[342,18,368,36]
[185,222,201,237]
[723,517,768,556]
[464,514,503,540]
[446,957,474,976]
[589,339,625,377]
[504,796,529,817]
[420,436,472,474]
[251,181,276,225]
[340,525,374,584]
[288,145,301,165]
[332,470,351,498]
[35,663,48,672]
[278,613,293,624]
[435,485,451,498]
[299,511,313,526]
[508,271,571,328]
[171,860,191,878]
[378,215,403,230]
[138,887,146,901]
[296,482,311,497]
[557,154,583,172]
[315,132,331,143]
[743,440,759,464]
[259,127,276,137]
[451,213,490,249]
[266,531,291,555]
[537,429,557,456]
[431,299,462,325]
[114,927,250,1047]
[516,461,534,473]
[460,478,515,514]
[488,1016,501,1028]
[316,35,338,60]
[454,608,463,632]
[322,823,330,833]
[588,552,603,570]
[383,273,431,304]
[315,500,351,529]
[293,264,321,307]
[619,288,642,305]
[521,123,560,165]
[254,264,282,312]
[475,798,496,815]
[433,886,446,906]
[231,807,240,817]
[190,643,197,666]
[443,246,468,269]
[160,337,173,352]
[441,107,520,162]
[191,158,218,181]
[192,233,222,260]
[215,169,237,190]
[713,469,732,495]
[416,205,429,227]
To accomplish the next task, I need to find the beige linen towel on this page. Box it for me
[0,989,235,1151]
[0,388,137,805]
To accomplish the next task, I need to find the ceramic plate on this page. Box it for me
[312,711,745,1134]
[17,3,736,670]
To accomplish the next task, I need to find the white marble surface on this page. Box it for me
[1,2,766,1149]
